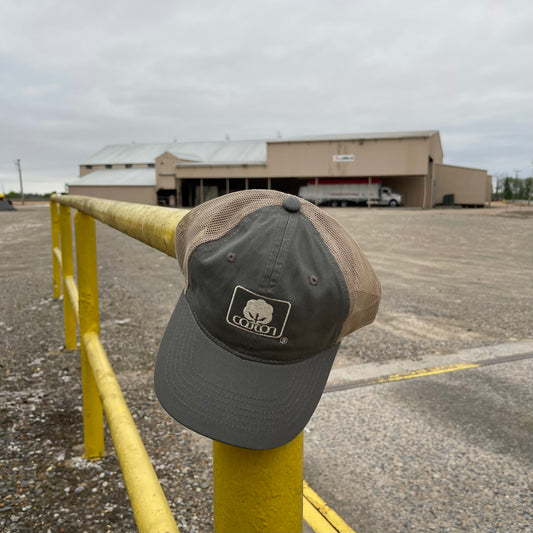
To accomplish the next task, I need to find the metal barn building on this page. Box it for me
[68,130,491,208]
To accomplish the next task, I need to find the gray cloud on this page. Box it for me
[1,0,532,193]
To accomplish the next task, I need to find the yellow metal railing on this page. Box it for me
[50,197,181,533]
[50,194,355,533]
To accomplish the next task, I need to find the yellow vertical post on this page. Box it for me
[59,204,77,349]
[213,432,303,533]
[75,211,104,459]
[50,201,61,298]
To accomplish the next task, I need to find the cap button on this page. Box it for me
[282,196,301,213]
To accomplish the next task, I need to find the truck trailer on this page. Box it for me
[298,178,403,207]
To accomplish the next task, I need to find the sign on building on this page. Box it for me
[332,155,355,162]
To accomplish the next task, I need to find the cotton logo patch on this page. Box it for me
[226,286,291,339]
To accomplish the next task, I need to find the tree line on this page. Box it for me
[2,191,56,200]
[493,177,532,201]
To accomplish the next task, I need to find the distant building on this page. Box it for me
[68,130,491,208]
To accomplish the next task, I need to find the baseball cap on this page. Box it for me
[154,189,381,449]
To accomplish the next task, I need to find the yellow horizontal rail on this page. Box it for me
[51,194,188,257]
[83,331,179,533]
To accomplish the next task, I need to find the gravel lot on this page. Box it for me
[1,202,532,532]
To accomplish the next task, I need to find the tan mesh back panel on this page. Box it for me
[300,202,381,341]
[176,190,287,284]
[176,190,381,341]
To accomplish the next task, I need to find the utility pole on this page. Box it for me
[529,159,533,206]
[15,158,24,205]
[510,169,521,204]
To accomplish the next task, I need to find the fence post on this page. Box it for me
[50,201,61,298]
[58,204,77,349]
[75,211,105,459]
[213,432,303,533]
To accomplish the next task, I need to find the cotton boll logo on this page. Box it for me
[233,299,276,335]
[226,286,291,339]
[243,299,273,325]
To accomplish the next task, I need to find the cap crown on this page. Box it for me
[175,190,381,348]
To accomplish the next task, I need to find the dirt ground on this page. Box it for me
[1,202,532,532]
[332,203,533,366]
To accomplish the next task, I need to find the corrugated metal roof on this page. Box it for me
[68,169,155,187]
[83,144,172,165]
[269,130,440,143]
[170,141,266,166]
[82,141,266,166]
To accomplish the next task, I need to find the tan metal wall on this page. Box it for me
[382,176,426,207]
[428,132,444,164]
[434,164,490,205]
[157,152,179,173]
[168,136,436,180]
[165,161,267,180]
[157,152,181,189]
[67,186,157,205]
[267,137,432,178]
[486,174,493,203]
[158,174,176,189]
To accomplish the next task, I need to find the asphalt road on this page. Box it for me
[304,346,533,533]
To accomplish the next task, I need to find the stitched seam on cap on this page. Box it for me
[176,190,286,287]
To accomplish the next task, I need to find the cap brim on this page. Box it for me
[154,293,338,449]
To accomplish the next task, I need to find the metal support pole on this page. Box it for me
[59,204,77,349]
[75,211,105,459]
[176,178,182,208]
[15,158,24,206]
[213,432,303,533]
[50,201,61,298]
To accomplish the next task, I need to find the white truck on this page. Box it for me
[298,178,402,207]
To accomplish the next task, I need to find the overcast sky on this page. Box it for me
[1,0,532,193]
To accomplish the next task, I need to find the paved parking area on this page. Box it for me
[305,344,533,532]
